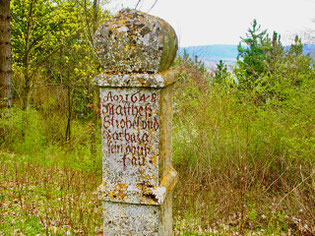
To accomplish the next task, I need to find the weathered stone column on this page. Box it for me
[93,9,178,235]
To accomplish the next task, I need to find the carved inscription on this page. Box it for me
[101,89,160,171]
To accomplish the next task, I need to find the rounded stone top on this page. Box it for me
[94,9,178,74]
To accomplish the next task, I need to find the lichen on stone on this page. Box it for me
[94,8,178,74]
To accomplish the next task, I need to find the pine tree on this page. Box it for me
[236,20,270,87]
[236,20,285,103]
[214,60,228,84]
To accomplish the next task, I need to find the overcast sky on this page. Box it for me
[105,0,315,47]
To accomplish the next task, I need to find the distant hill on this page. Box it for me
[179,44,315,61]
[304,44,315,56]
[178,45,238,61]
[284,44,315,57]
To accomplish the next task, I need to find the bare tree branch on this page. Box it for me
[135,0,141,9]
[148,0,158,13]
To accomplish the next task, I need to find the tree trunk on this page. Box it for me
[21,0,34,110]
[90,0,100,160]
[90,86,98,160]
[0,0,12,109]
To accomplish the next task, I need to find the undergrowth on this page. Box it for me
[0,107,103,235]
[0,152,102,235]
[172,58,314,235]
[0,56,314,235]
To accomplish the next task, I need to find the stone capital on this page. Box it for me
[93,70,177,88]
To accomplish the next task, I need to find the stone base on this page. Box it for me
[103,202,160,235]
[102,189,173,236]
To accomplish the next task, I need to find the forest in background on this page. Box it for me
[0,1,314,235]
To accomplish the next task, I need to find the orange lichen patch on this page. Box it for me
[148,200,156,205]
[110,184,128,201]
[135,184,143,190]
[115,184,128,190]
[118,19,126,25]
[138,168,145,175]
[160,167,178,193]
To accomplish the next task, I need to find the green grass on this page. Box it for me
[0,151,103,235]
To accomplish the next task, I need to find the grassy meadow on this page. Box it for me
[1,53,314,235]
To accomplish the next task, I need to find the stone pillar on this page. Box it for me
[93,9,178,235]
